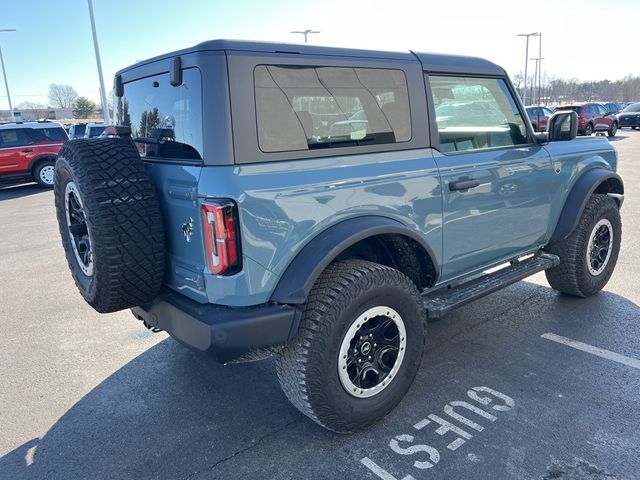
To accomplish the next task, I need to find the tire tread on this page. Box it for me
[54,138,165,313]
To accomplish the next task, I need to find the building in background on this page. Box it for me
[0,108,74,122]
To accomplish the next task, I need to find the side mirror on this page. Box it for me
[547,111,578,141]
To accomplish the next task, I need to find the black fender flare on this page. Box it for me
[28,154,57,173]
[550,168,624,242]
[270,216,438,304]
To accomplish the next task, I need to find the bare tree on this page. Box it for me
[48,84,79,109]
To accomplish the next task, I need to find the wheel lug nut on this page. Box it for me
[373,343,377,347]
[358,359,362,363]
[368,356,372,360]
[369,333,373,338]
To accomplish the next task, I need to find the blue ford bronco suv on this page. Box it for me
[54,40,623,433]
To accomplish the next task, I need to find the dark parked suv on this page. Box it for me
[54,40,624,433]
[556,103,618,136]
[617,102,640,129]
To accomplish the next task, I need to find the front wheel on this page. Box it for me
[544,194,621,297]
[608,122,618,137]
[276,260,427,433]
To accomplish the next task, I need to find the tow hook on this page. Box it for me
[133,311,163,333]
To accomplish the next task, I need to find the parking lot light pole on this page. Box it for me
[537,33,543,105]
[290,30,320,43]
[87,0,109,124]
[531,57,544,105]
[0,28,16,122]
[517,32,539,106]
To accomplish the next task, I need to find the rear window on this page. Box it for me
[116,67,203,160]
[87,126,105,138]
[254,65,411,153]
[73,124,86,136]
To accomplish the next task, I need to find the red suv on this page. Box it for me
[0,122,68,188]
[556,103,618,137]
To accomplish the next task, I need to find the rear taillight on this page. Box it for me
[201,200,240,275]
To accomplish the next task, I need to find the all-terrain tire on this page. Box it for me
[54,138,165,313]
[276,259,427,433]
[544,194,621,297]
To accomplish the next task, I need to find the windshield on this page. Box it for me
[622,103,640,113]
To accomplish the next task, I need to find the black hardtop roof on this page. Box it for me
[116,39,505,76]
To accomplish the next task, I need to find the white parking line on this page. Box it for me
[361,457,413,480]
[541,332,640,370]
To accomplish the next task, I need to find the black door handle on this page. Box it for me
[20,149,34,153]
[449,179,480,191]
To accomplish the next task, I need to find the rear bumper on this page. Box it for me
[131,290,300,363]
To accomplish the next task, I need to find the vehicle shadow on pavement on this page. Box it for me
[0,183,47,200]
[0,340,311,480]
[1,283,638,480]
[607,134,630,143]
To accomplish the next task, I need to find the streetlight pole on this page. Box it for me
[290,30,320,43]
[537,32,543,105]
[530,58,538,104]
[531,57,545,105]
[0,28,16,122]
[517,32,539,106]
[87,0,109,124]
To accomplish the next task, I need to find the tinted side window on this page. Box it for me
[429,75,528,153]
[254,65,411,153]
[117,68,203,160]
[30,127,68,142]
[0,129,32,148]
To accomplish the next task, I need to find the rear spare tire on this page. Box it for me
[54,138,165,313]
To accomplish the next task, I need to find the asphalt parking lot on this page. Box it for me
[1,130,639,480]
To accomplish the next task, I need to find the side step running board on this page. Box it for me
[423,253,560,319]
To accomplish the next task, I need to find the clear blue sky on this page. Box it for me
[1,0,638,109]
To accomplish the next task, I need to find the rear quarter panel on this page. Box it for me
[197,149,443,306]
